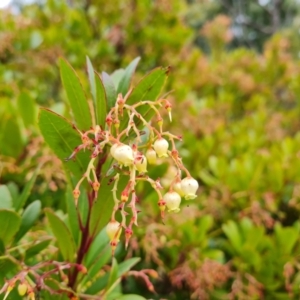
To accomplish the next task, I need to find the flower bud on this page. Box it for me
[157,199,166,218]
[173,180,184,196]
[106,220,122,241]
[136,155,147,173]
[73,189,80,200]
[153,138,169,158]
[146,148,157,164]
[18,283,27,296]
[111,144,134,166]
[181,177,199,200]
[163,191,181,213]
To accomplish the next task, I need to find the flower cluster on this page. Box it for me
[67,93,198,254]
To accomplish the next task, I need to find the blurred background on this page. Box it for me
[2,0,300,299]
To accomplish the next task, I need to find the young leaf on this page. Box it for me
[14,200,41,242]
[117,57,140,96]
[59,58,92,130]
[38,108,90,180]
[14,167,40,211]
[0,210,21,245]
[45,208,76,262]
[102,72,117,110]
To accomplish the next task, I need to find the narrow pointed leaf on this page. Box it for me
[95,72,107,127]
[14,200,41,242]
[38,108,90,180]
[102,72,117,110]
[45,209,76,262]
[59,58,92,130]
[14,167,40,211]
[117,57,140,96]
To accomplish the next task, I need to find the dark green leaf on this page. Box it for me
[117,57,140,96]
[38,108,90,180]
[14,167,39,211]
[117,257,140,276]
[14,200,41,242]
[59,58,92,130]
[17,92,36,127]
[0,210,21,245]
[45,208,76,262]
[102,72,117,111]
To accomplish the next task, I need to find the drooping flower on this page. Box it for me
[163,191,181,213]
[181,177,199,200]
[153,138,169,158]
[136,155,148,173]
[111,144,134,166]
[145,148,157,164]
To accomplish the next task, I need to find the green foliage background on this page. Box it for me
[2,0,300,299]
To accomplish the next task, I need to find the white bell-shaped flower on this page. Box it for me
[181,177,198,200]
[163,191,181,213]
[111,144,134,166]
[153,138,169,158]
[145,148,157,164]
[106,220,122,241]
[136,155,148,173]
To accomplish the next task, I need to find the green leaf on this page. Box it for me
[0,185,13,210]
[25,238,52,260]
[85,228,110,268]
[106,258,119,292]
[45,209,76,262]
[66,187,80,245]
[222,220,242,254]
[89,174,128,237]
[117,57,140,96]
[86,56,96,102]
[127,66,169,105]
[17,92,36,127]
[119,67,169,133]
[38,108,90,180]
[59,58,92,130]
[0,116,23,158]
[102,72,117,110]
[117,257,140,275]
[14,167,39,211]
[85,257,140,295]
[94,72,107,128]
[0,210,21,245]
[14,200,41,242]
